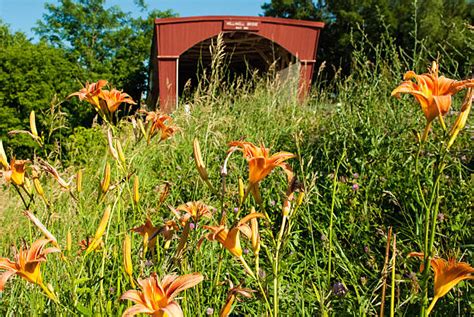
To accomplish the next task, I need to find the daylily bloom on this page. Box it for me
[201,213,263,258]
[120,272,203,317]
[200,213,264,277]
[99,88,136,114]
[229,141,295,202]
[141,110,178,143]
[68,80,108,111]
[408,252,474,315]
[172,201,213,226]
[131,218,160,251]
[219,285,255,317]
[0,239,60,301]
[79,237,103,253]
[170,201,213,258]
[2,159,28,186]
[391,62,474,140]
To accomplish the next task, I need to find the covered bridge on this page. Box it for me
[149,16,324,112]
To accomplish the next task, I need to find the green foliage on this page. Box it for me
[34,0,176,103]
[0,54,472,315]
[261,0,326,20]
[262,0,474,76]
[0,23,90,158]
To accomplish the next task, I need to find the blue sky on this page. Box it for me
[1,0,266,39]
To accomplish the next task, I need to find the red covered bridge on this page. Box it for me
[149,16,324,112]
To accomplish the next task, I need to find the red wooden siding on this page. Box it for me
[151,16,324,112]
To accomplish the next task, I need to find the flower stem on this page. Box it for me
[420,146,447,316]
[426,296,438,315]
[39,281,59,303]
[327,151,345,288]
[238,256,255,279]
[390,233,397,317]
[273,215,288,317]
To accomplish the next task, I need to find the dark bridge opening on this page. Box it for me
[178,32,297,96]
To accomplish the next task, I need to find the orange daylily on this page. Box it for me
[200,213,264,277]
[229,141,295,185]
[141,110,178,143]
[131,218,161,251]
[68,80,108,110]
[99,88,136,114]
[79,237,104,253]
[219,285,255,317]
[172,201,213,226]
[201,213,264,258]
[120,272,203,317]
[0,239,60,301]
[408,252,474,315]
[1,159,28,186]
[391,62,474,139]
[229,141,295,201]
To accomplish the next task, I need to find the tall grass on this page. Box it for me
[0,27,472,316]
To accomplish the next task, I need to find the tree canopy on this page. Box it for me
[34,0,176,104]
[1,1,177,157]
[262,0,474,76]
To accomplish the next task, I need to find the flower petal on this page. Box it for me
[0,270,16,291]
[165,273,203,300]
[0,258,17,271]
[161,301,184,317]
[120,290,146,305]
[122,303,155,317]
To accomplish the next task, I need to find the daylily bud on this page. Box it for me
[30,111,38,137]
[116,141,126,165]
[133,174,140,204]
[296,192,305,207]
[220,294,236,317]
[76,169,83,193]
[33,177,45,197]
[123,234,133,277]
[250,207,260,255]
[447,88,472,149]
[100,163,111,194]
[66,230,72,252]
[143,232,149,255]
[137,119,147,139]
[282,199,291,217]
[24,178,33,195]
[238,178,245,204]
[94,205,111,240]
[0,140,8,169]
[193,138,209,182]
[107,129,119,161]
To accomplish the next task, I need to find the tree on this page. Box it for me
[261,0,325,20]
[262,0,474,77]
[34,0,176,105]
[0,22,88,157]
